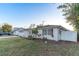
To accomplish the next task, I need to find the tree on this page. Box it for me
[29,24,36,29]
[29,24,38,34]
[2,23,12,32]
[32,28,38,34]
[32,28,38,39]
[58,3,79,31]
[28,24,38,39]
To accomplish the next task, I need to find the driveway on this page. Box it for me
[0,35,18,39]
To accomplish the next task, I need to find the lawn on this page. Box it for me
[0,37,79,56]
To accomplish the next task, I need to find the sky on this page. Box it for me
[0,3,73,30]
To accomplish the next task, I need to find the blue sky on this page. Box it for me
[0,3,73,30]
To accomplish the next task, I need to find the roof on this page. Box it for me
[13,25,69,32]
[13,27,32,33]
[12,27,26,32]
[37,25,69,31]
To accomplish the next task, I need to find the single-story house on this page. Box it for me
[13,25,77,42]
[37,25,77,42]
[13,28,32,37]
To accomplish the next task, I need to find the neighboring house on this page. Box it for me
[13,25,77,42]
[13,28,32,37]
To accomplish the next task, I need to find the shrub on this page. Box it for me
[28,35,33,40]
[32,28,38,35]
[43,37,47,40]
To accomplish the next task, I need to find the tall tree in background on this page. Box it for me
[58,3,79,31]
[2,23,12,32]
[29,24,36,29]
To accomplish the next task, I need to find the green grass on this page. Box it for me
[0,37,79,56]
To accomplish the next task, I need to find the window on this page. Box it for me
[59,30,61,35]
[48,29,51,35]
[29,31,32,34]
[19,30,23,32]
[43,29,54,36]
[48,29,53,37]
[43,29,47,35]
